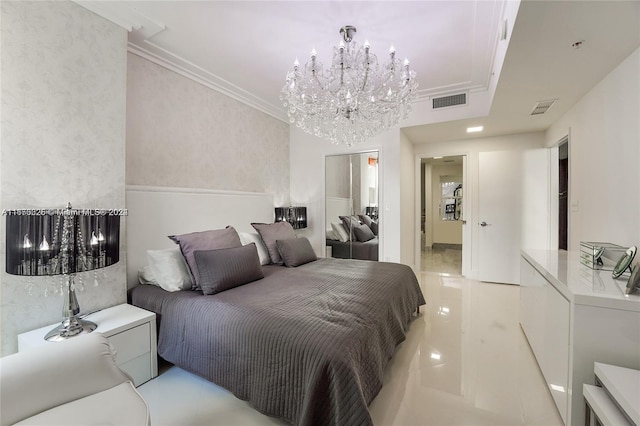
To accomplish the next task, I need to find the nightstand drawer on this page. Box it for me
[108,322,150,365]
[119,353,152,386]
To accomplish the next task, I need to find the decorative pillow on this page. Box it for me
[339,215,362,240]
[369,221,379,236]
[358,214,373,228]
[138,266,158,286]
[276,238,317,267]
[194,244,264,296]
[168,226,242,290]
[353,223,375,242]
[326,228,338,241]
[251,222,296,264]
[331,222,350,243]
[238,232,270,265]
[146,247,192,292]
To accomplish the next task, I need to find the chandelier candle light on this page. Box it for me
[281,25,418,146]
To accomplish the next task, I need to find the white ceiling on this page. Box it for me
[404,0,640,143]
[78,0,640,145]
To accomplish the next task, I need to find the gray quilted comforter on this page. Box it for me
[131,258,425,426]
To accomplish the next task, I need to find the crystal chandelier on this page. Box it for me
[281,25,418,146]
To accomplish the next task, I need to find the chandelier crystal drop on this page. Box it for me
[280,25,418,147]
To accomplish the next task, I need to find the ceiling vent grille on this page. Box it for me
[531,99,557,115]
[432,93,467,109]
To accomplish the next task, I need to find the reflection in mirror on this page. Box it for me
[325,151,379,261]
[440,177,462,221]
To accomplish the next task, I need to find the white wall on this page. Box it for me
[413,132,546,278]
[546,48,640,251]
[126,53,290,206]
[290,127,402,263]
[0,1,127,355]
[400,131,415,267]
[521,149,549,251]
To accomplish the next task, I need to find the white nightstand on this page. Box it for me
[18,304,158,387]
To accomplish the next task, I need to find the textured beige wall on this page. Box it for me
[126,53,290,206]
[0,1,127,355]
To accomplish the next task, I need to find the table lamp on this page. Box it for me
[275,206,307,230]
[5,204,120,341]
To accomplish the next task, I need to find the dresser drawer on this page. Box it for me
[108,322,150,365]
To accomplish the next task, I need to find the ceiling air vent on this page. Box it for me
[531,99,558,115]
[432,93,467,109]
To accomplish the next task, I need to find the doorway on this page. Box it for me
[558,140,569,250]
[421,156,464,275]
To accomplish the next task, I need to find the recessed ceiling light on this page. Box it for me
[433,156,443,159]
[467,126,483,133]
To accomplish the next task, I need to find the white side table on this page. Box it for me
[18,304,158,387]
[583,362,640,426]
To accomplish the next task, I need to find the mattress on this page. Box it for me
[326,237,379,261]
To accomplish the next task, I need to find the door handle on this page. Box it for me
[480,221,488,227]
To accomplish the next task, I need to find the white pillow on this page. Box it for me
[238,232,270,265]
[146,247,193,292]
[138,265,158,285]
[326,228,338,241]
[331,222,350,243]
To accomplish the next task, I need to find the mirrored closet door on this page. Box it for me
[325,151,379,261]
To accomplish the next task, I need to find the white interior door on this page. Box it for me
[478,150,522,284]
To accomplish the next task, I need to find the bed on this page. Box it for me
[126,186,425,426]
[326,237,379,261]
[132,257,423,426]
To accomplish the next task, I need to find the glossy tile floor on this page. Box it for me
[138,270,563,426]
[421,245,463,275]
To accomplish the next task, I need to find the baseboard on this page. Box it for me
[432,243,462,250]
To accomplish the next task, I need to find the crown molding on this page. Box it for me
[128,43,288,123]
[74,0,288,123]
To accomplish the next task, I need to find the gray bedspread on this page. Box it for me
[131,258,425,426]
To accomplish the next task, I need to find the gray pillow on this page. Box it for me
[369,221,379,236]
[358,214,373,228]
[251,222,296,264]
[358,214,378,236]
[276,238,317,267]
[339,215,362,241]
[168,226,242,290]
[353,223,375,242]
[194,244,264,295]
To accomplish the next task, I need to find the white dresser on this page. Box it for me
[520,249,640,426]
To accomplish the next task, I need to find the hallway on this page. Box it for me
[421,244,462,275]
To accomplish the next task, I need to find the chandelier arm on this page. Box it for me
[313,74,325,91]
[340,48,345,87]
[361,63,370,93]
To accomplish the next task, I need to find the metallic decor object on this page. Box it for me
[626,263,640,295]
[579,241,627,271]
[281,25,418,146]
[275,207,307,230]
[5,204,121,341]
[612,246,637,279]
